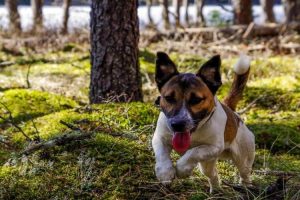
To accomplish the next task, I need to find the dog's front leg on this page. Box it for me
[152,133,175,184]
[176,145,222,178]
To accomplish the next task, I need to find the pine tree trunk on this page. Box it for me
[5,0,21,32]
[162,0,170,29]
[195,0,205,26]
[174,0,181,27]
[89,0,143,103]
[282,0,300,23]
[61,0,71,34]
[260,0,275,23]
[232,0,253,25]
[146,0,153,25]
[31,0,43,31]
[183,0,189,26]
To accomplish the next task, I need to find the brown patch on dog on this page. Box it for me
[223,69,250,111]
[160,74,215,119]
[221,104,241,143]
[189,90,215,117]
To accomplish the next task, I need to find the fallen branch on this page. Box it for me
[0,61,15,68]
[243,22,255,39]
[22,131,93,155]
[222,180,258,193]
[205,28,244,46]
[22,120,139,155]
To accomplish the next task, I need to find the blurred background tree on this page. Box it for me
[5,0,21,32]
[31,0,43,31]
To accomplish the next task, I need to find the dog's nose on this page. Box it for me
[170,120,186,132]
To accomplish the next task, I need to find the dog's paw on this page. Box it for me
[176,160,194,178]
[155,162,176,184]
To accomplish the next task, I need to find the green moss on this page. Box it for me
[0,89,78,124]
[139,49,156,74]
[0,132,152,199]
[11,102,159,144]
[170,53,206,73]
[29,62,89,76]
[255,149,300,172]
[1,47,300,199]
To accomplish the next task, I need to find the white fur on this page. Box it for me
[152,98,255,192]
[233,54,251,75]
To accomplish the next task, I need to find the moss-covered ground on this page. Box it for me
[0,42,299,199]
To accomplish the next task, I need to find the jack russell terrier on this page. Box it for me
[152,52,255,193]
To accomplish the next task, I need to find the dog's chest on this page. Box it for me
[190,101,227,147]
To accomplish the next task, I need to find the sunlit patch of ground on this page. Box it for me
[0,40,299,199]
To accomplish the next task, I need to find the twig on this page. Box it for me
[0,102,32,141]
[243,22,255,39]
[216,0,234,13]
[237,95,265,115]
[0,61,15,68]
[60,120,81,131]
[253,170,300,176]
[222,180,259,194]
[26,65,31,88]
[205,28,244,46]
[22,131,93,155]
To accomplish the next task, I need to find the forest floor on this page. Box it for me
[0,31,300,199]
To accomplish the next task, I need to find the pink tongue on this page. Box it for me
[172,131,191,154]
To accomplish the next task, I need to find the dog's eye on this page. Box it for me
[189,96,204,105]
[164,95,176,104]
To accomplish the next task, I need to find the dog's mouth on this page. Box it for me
[172,131,191,154]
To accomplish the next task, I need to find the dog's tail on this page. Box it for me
[223,54,251,111]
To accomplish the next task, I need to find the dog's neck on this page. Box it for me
[194,96,227,135]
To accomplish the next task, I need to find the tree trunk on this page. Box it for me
[174,0,182,27]
[5,0,21,32]
[195,0,205,26]
[260,0,275,23]
[282,0,300,23]
[146,0,153,25]
[31,0,43,31]
[89,0,143,103]
[232,0,253,25]
[183,0,189,26]
[162,0,170,29]
[61,0,71,33]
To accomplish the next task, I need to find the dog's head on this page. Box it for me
[155,52,222,134]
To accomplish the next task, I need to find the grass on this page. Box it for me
[0,47,300,199]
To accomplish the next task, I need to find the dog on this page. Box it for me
[152,52,255,193]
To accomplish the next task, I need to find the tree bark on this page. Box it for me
[5,0,21,32]
[183,0,189,25]
[260,0,275,23]
[174,0,182,27]
[31,0,43,31]
[162,0,170,29]
[232,0,253,25]
[146,0,153,25]
[61,0,71,34]
[89,0,143,103]
[282,0,300,23]
[195,0,205,26]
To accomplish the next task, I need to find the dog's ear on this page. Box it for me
[196,55,222,95]
[155,52,179,91]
